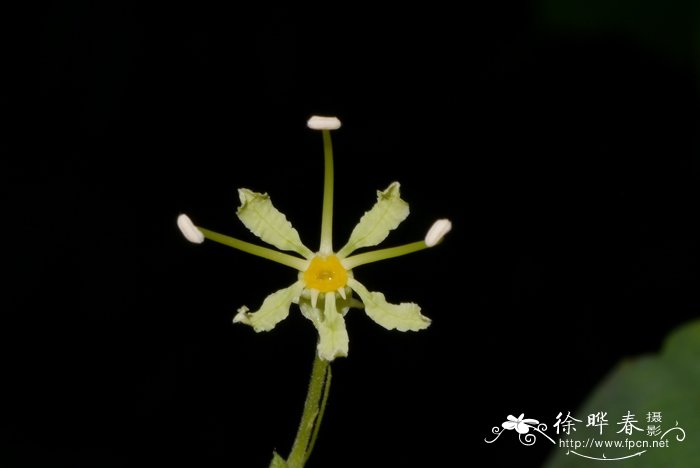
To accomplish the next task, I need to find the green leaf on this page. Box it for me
[237,188,313,258]
[299,292,349,361]
[543,319,700,467]
[269,451,289,468]
[539,0,697,64]
[347,278,431,332]
[337,182,409,257]
[233,282,304,332]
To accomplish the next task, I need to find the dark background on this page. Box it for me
[6,2,700,466]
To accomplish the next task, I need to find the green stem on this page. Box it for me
[304,363,331,465]
[286,353,332,468]
[319,130,334,255]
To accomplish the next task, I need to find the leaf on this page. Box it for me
[268,451,289,468]
[543,319,700,467]
[237,188,313,258]
[337,182,409,257]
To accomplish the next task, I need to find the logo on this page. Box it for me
[484,410,686,461]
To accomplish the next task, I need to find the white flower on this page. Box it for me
[502,414,540,434]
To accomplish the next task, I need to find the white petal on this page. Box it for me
[310,288,319,309]
[177,214,204,244]
[236,189,313,257]
[424,219,452,247]
[347,278,431,331]
[300,292,349,361]
[337,182,410,257]
[502,422,517,430]
[307,115,342,130]
[516,423,531,434]
[337,287,347,300]
[233,282,304,332]
[319,292,349,360]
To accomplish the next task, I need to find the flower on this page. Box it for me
[502,414,540,434]
[178,116,451,361]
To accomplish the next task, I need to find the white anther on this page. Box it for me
[177,214,204,244]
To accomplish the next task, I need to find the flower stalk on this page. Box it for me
[285,354,331,468]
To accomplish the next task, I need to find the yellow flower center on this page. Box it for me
[303,255,348,292]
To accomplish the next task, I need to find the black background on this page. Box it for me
[7,2,700,467]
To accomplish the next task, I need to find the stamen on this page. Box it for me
[342,219,452,268]
[177,214,204,244]
[319,129,335,254]
[198,227,309,271]
[425,219,452,247]
[341,241,427,269]
[307,116,342,130]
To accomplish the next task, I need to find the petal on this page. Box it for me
[233,282,304,332]
[236,189,313,258]
[337,182,409,257]
[502,422,517,430]
[347,278,431,332]
[516,423,530,434]
[522,418,539,426]
[299,287,360,316]
[507,415,519,422]
[300,292,349,361]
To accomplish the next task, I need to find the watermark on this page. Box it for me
[484,410,686,461]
